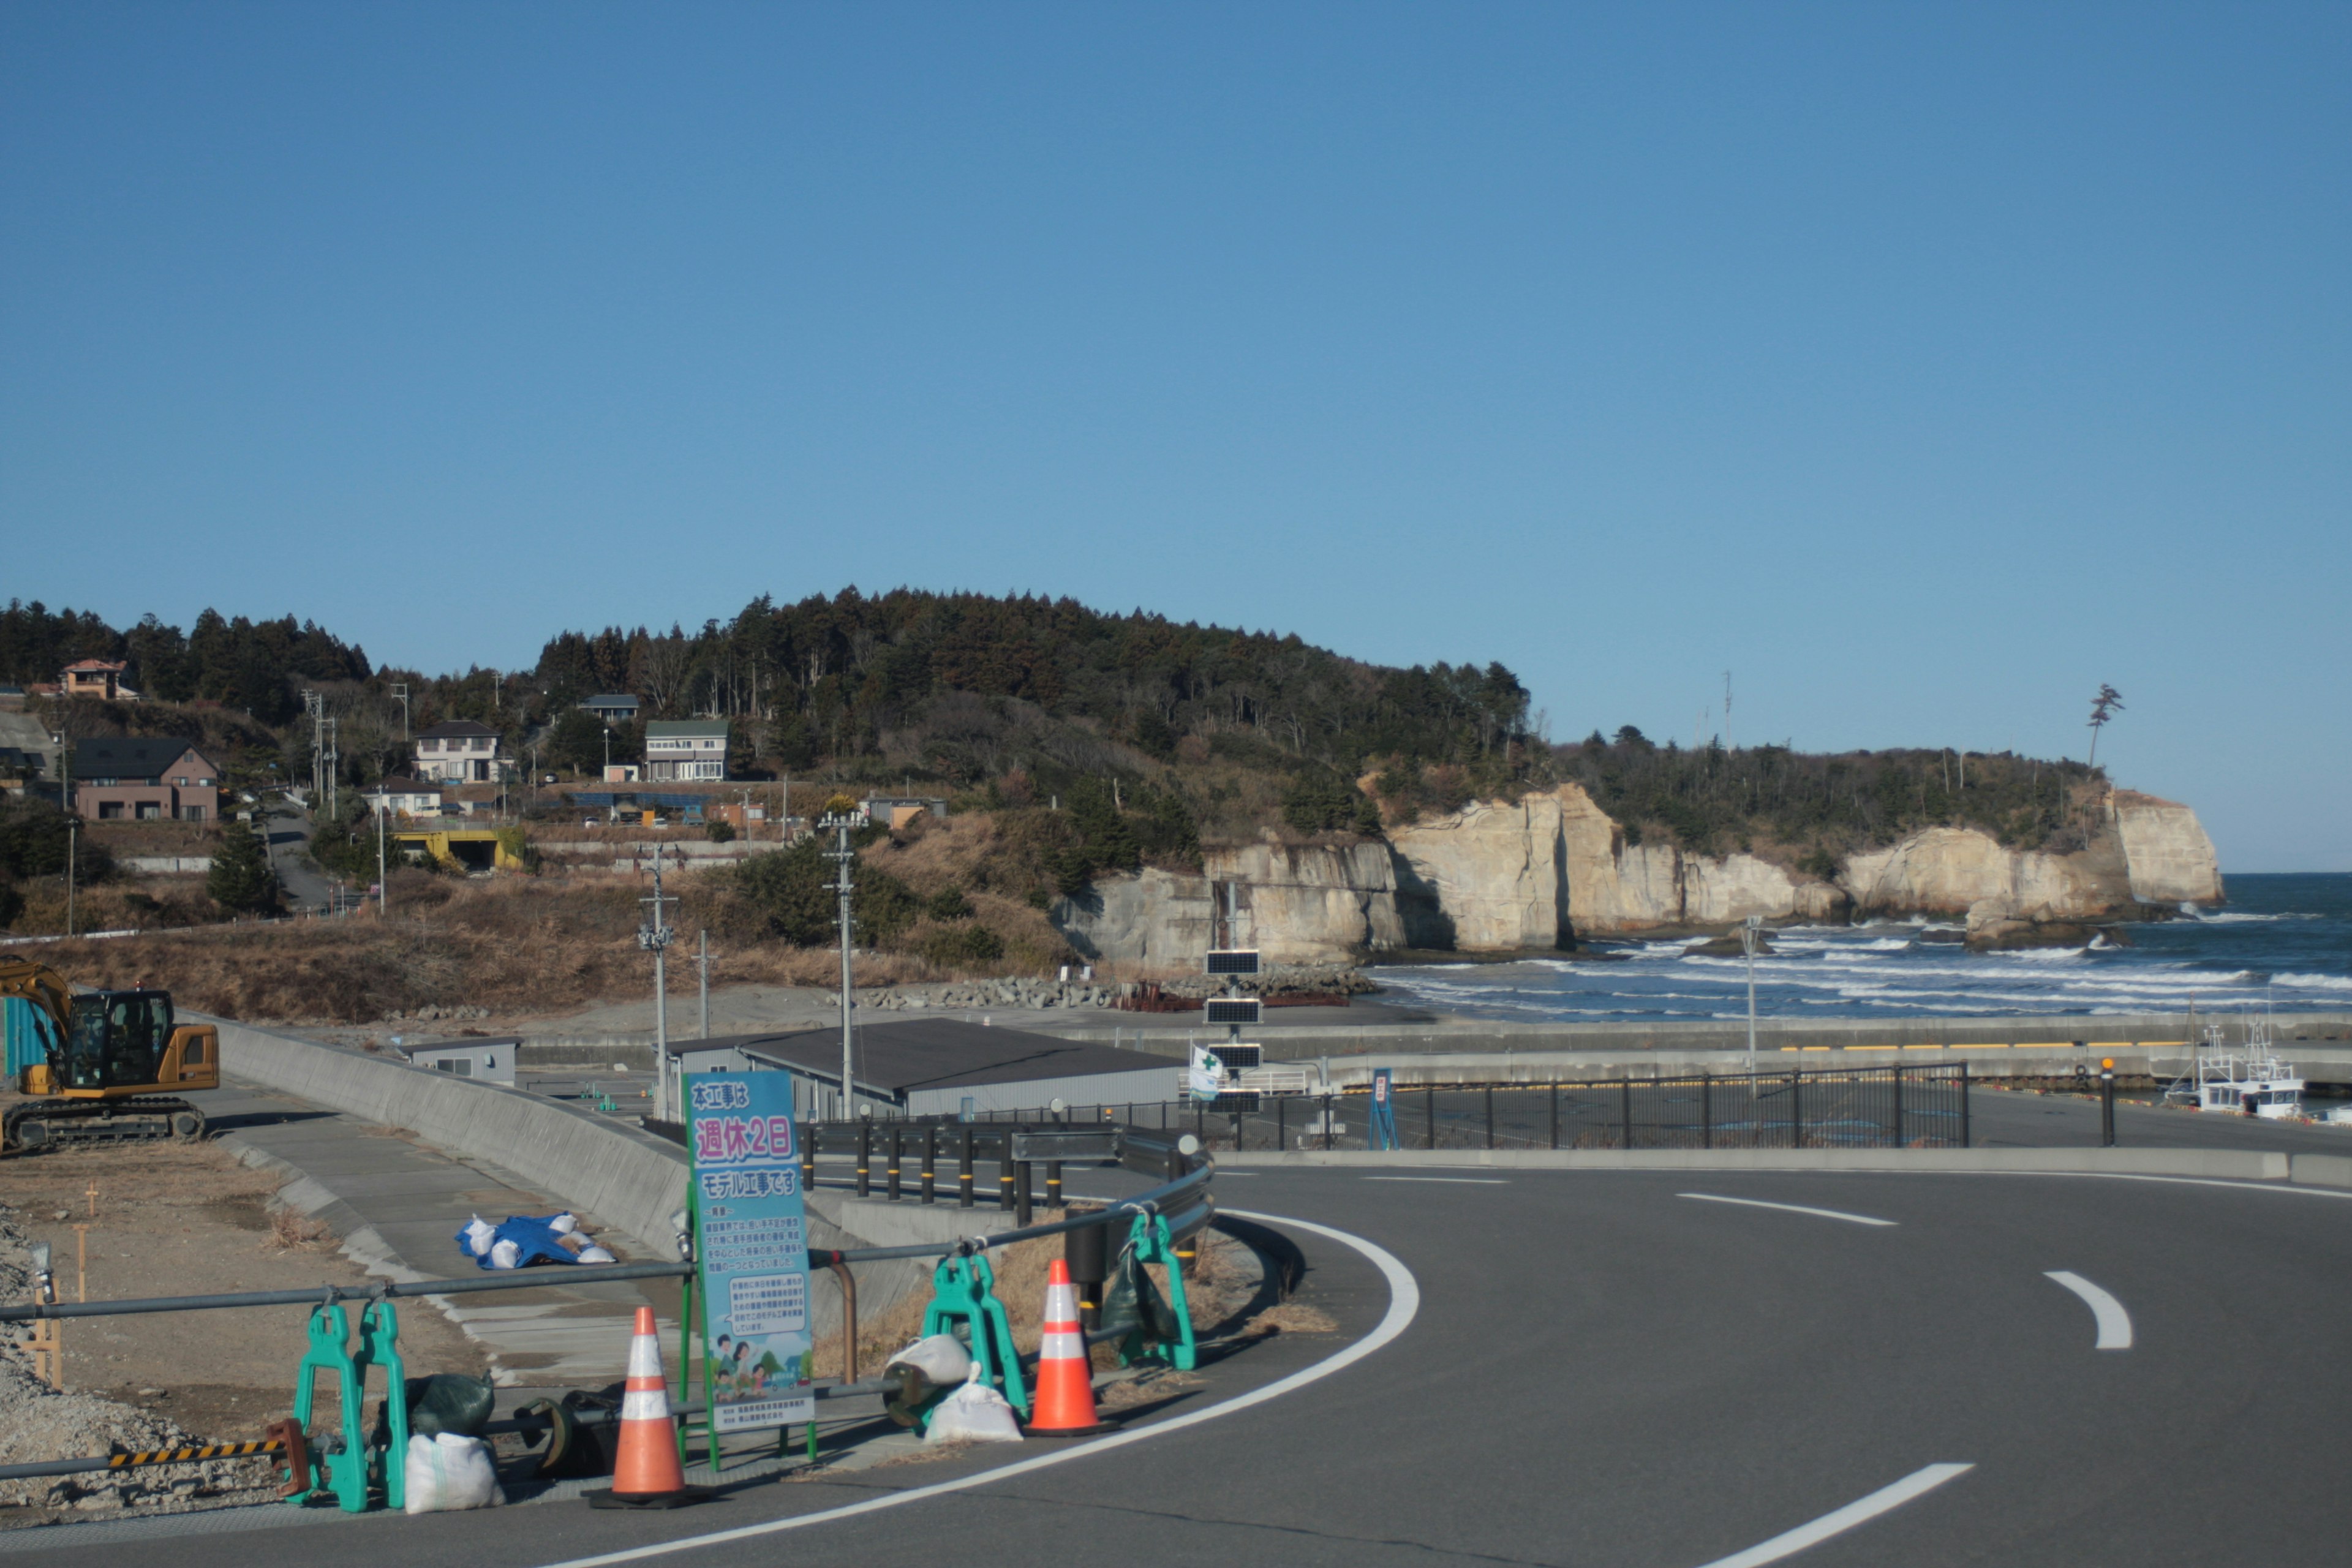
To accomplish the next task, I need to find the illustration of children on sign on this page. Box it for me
[714,1333,791,1403]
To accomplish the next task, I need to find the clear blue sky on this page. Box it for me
[4,4,2345,871]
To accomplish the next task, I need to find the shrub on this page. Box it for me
[927,884,973,921]
[706,820,736,843]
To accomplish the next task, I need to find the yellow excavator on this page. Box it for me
[2,957,219,1153]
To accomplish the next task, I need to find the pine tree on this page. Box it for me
[207,818,278,914]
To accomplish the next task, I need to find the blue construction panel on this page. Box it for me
[4,997,41,1077]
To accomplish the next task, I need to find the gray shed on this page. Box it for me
[678,1019,1180,1120]
[397,1036,518,1085]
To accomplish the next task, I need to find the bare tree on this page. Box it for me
[2085,684,2125,774]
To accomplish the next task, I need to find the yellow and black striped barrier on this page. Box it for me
[105,1438,285,1469]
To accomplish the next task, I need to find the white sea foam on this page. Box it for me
[2274,972,2352,992]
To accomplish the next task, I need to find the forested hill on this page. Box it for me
[535,589,1534,780]
[4,589,2107,862]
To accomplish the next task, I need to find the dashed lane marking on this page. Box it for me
[1691,1463,1974,1567]
[2045,1270,2134,1349]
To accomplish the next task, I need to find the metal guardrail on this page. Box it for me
[0,1134,1213,1487]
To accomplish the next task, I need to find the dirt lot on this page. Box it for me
[0,1137,489,1529]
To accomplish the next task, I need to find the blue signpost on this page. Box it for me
[685,1073,815,1464]
[1369,1068,1400,1151]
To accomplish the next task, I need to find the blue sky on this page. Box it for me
[4,4,2345,870]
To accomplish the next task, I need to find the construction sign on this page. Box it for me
[686,1072,815,1433]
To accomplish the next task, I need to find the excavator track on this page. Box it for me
[3,1097,206,1155]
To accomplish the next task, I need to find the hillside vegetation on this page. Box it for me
[4,590,2115,956]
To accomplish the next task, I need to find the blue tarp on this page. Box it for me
[456,1213,590,1270]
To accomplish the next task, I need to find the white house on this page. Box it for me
[644,719,728,782]
[413,720,510,783]
[364,775,445,816]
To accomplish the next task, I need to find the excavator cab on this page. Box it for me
[3,960,217,1152]
[61,991,177,1091]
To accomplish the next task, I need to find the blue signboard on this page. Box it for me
[687,1073,815,1433]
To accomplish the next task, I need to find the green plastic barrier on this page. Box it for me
[921,1252,1028,1418]
[1115,1210,1197,1373]
[285,1297,407,1512]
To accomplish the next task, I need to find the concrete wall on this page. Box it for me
[207,1014,691,1257]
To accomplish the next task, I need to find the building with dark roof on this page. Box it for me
[662,1017,1181,1119]
[69,736,219,823]
[579,693,641,725]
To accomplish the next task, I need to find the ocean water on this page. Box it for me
[1373,873,2352,1023]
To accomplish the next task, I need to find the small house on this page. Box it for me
[397,1037,518,1085]
[413,720,509,783]
[364,775,445,816]
[579,693,641,725]
[644,720,728,782]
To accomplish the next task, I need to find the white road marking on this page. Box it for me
[1691,1463,1973,1567]
[2045,1270,2134,1349]
[527,1208,1421,1568]
[1364,1175,1510,1185]
[1678,1193,1896,1227]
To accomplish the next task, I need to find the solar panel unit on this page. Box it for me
[1204,998,1261,1027]
[1205,949,1261,976]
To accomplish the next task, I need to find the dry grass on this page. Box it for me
[266,1209,333,1251]
[27,872,960,1025]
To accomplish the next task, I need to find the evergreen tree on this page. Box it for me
[207,818,278,914]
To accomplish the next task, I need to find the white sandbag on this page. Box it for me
[575,1245,615,1264]
[548,1212,579,1235]
[461,1216,496,1257]
[487,1238,521,1270]
[402,1432,505,1513]
[923,1368,1022,1444]
[885,1333,973,1390]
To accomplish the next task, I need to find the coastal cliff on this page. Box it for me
[1052,782,2224,967]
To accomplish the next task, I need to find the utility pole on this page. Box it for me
[698,929,710,1038]
[1724,671,1733,751]
[51,729,75,938]
[377,800,388,915]
[391,681,410,740]
[326,716,339,821]
[302,690,322,807]
[821,805,868,1118]
[639,847,676,1121]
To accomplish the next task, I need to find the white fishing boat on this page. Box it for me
[2163,1017,2304,1118]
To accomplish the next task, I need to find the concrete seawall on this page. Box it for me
[208,1014,692,1257]
[204,1013,1012,1337]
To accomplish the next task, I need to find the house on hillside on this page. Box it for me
[70,737,219,822]
[363,775,445,817]
[61,660,138,703]
[644,719,728,782]
[413,720,510,783]
[579,693,641,725]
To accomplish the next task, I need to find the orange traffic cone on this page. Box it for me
[586,1307,709,1509]
[1027,1258,1111,1435]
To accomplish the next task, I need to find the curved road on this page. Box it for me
[36,1169,2352,1566]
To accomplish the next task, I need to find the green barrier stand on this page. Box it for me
[287,1301,369,1512]
[354,1298,408,1512]
[920,1252,1028,1418]
[1118,1211,1197,1373]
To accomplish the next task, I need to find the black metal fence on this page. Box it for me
[984,1063,1973,1153]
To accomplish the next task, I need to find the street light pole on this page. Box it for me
[1741,914,1763,1074]
[820,807,868,1118]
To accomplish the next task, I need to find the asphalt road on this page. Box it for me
[26,1158,2352,1567]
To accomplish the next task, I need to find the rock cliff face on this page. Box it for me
[2111,790,2226,904]
[1051,838,1402,967]
[1052,782,2224,966]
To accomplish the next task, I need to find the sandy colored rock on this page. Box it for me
[2111,790,2224,904]
[1054,839,1401,967]
[1386,796,1567,950]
